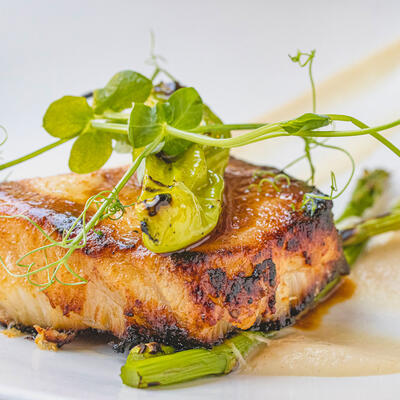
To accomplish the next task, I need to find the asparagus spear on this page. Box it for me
[120,332,273,388]
[121,169,392,389]
[321,169,392,301]
[341,210,400,246]
[336,169,389,223]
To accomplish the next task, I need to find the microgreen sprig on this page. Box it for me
[92,111,400,152]
[289,49,318,183]
[1,49,400,287]
[147,31,177,83]
[248,170,291,193]
[0,125,8,147]
[289,49,317,112]
[0,136,162,288]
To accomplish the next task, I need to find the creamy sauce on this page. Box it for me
[246,326,400,377]
[243,232,400,377]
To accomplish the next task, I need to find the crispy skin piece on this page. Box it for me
[33,325,76,350]
[0,158,347,348]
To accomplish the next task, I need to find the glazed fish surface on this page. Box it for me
[0,158,347,348]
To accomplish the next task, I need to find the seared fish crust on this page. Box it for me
[0,158,347,348]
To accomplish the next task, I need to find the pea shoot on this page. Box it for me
[1,50,400,288]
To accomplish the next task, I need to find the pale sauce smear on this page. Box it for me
[244,232,400,377]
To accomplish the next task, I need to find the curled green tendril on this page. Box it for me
[0,191,135,288]
[0,138,161,288]
[1,46,400,288]
[289,49,318,184]
[301,141,355,213]
[0,125,8,147]
[147,30,177,83]
[91,190,136,221]
[248,170,291,193]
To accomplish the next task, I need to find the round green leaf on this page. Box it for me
[43,96,93,138]
[128,103,164,149]
[168,87,203,130]
[68,130,112,174]
[281,113,331,133]
[162,137,191,157]
[93,70,152,114]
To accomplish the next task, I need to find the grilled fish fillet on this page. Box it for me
[0,158,347,348]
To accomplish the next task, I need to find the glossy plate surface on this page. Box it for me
[2,3,400,398]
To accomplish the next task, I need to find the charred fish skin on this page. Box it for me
[0,158,347,348]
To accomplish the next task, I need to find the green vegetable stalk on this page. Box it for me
[316,168,391,302]
[120,169,395,389]
[341,209,400,246]
[336,169,389,223]
[121,332,273,388]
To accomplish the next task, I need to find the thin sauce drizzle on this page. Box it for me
[295,278,356,331]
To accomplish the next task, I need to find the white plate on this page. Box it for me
[1,333,400,400]
[2,6,400,398]
[0,328,399,400]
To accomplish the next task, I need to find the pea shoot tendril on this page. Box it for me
[0,47,400,287]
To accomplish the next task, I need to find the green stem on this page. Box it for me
[313,241,366,303]
[172,119,400,149]
[317,169,390,300]
[102,112,130,122]
[344,243,366,266]
[304,118,400,139]
[166,124,281,148]
[305,141,355,201]
[336,169,389,224]
[191,123,265,133]
[62,135,163,255]
[328,114,400,158]
[5,112,400,176]
[151,67,161,82]
[320,168,392,298]
[91,116,400,155]
[0,135,77,171]
[92,120,267,134]
[309,51,316,114]
[307,52,316,183]
[121,332,272,388]
[341,211,400,246]
[91,121,128,135]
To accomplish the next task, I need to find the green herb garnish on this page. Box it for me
[0,48,400,288]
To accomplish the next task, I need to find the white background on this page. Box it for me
[1,0,400,178]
